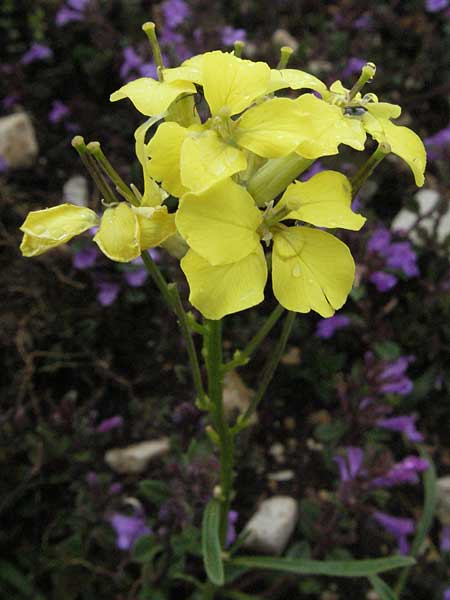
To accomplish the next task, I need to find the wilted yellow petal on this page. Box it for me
[94,203,141,262]
[110,78,195,116]
[181,247,267,319]
[134,206,176,249]
[279,170,366,230]
[364,117,426,187]
[295,94,366,159]
[176,178,262,265]
[267,68,327,95]
[202,51,270,116]
[180,129,247,192]
[147,122,190,197]
[235,98,305,158]
[272,226,355,317]
[20,204,98,256]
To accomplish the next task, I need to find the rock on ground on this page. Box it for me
[0,112,38,168]
[243,495,298,555]
[63,175,89,207]
[105,438,170,474]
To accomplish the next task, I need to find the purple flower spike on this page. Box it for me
[68,0,88,9]
[96,415,124,433]
[124,268,148,288]
[386,242,419,277]
[370,271,398,292]
[96,281,120,306]
[371,456,429,488]
[162,0,191,28]
[108,513,151,550]
[378,356,414,396]
[440,525,450,552]
[334,447,364,482]
[426,0,449,12]
[342,57,366,79]
[21,43,53,65]
[49,100,70,124]
[373,511,415,555]
[226,510,239,547]
[377,415,424,443]
[120,46,143,81]
[221,26,247,46]
[316,314,350,339]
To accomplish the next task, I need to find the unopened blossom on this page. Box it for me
[21,43,53,65]
[334,447,364,482]
[96,281,120,306]
[108,513,151,551]
[377,415,424,443]
[316,314,351,339]
[373,511,415,555]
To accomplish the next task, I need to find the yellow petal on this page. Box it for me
[176,178,262,266]
[181,247,267,319]
[134,117,167,206]
[364,118,426,187]
[279,170,366,230]
[180,129,247,192]
[94,203,141,262]
[365,102,401,120]
[147,122,190,197]
[162,54,205,85]
[20,204,98,256]
[202,51,270,116]
[235,98,305,158]
[295,94,366,159]
[272,226,355,317]
[267,68,327,95]
[110,78,196,117]
[133,206,176,249]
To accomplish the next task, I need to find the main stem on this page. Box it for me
[205,320,234,547]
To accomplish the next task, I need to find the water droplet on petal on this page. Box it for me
[292,264,302,278]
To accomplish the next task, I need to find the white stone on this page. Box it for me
[415,189,440,215]
[63,175,89,207]
[436,476,450,525]
[105,438,170,474]
[267,470,295,482]
[436,210,450,243]
[243,496,298,555]
[0,112,38,168]
[223,370,257,425]
[390,209,417,233]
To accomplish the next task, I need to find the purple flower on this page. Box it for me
[96,415,124,433]
[316,314,350,339]
[299,161,324,182]
[68,0,88,9]
[139,62,158,79]
[378,356,414,395]
[371,456,429,488]
[124,268,148,288]
[120,47,143,81]
[425,0,449,12]
[49,100,70,124]
[370,271,398,292]
[352,14,372,29]
[226,510,239,547]
[0,156,8,174]
[221,26,247,46]
[425,124,450,160]
[373,511,415,555]
[334,447,364,482]
[367,227,392,254]
[342,58,366,79]
[2,94,18,110]
[386,242,419,277]
[162,0,191,28]
[21,43,53,65]
[96,281,120,306]
[86,471,99,486]
[444,588,450,600]
[377,415,424,443]
[108,513,151,550]
[73,246,98,270]
[440,526,450,552]
[56,7,84,25]
[109,482,123,495]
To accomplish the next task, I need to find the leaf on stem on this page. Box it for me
[202,498,225,586]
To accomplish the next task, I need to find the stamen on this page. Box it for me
[71,136,118,204]
[233,40,245,58]
[348,62,376,101]
[142,22,165,81]
[277,46,294,69]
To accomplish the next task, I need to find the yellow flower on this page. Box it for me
[175,173,364,319]
[293,79,426,186]
[20,202,175,263]
[146,51,323,195]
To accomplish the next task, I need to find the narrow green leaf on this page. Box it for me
[0,560,32,594]
[230,555,415,577]
[369,575,399,600]
[202,499,224,586]
[132,535,162,563]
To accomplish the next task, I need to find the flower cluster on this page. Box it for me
[19,29,426,321]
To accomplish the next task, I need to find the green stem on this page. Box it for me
[351,141,390,197]
[205,320,234,547]
[222,304,285,373]
[142,22,165,79]
[247,154,314,206]
[235,311,296,432]
[140,251,205,404]
[86,142,137,206]
[348,62,376,101]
